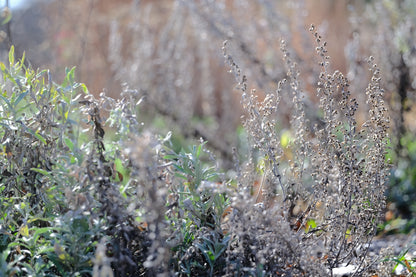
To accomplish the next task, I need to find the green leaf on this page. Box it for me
[163,154,178,160]
[114,158,124,173]
[0,94,13,111]
[20,224,29,237]
[23,126,47,145]
[33,130,47,145]
[37,246,55,254]
[30,168,52,178]
[174,172,187,180]
[1,9,12,25]
[64,67,76,86]
[8,45,14,65]
[13,91,28,108]
[64,138,74,152]
[196,144,202,159]
[80,83,89,94]
[19,51,25,69]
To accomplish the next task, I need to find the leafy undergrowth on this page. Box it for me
[0,34,397,277]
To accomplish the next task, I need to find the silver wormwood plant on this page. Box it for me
[222,24,390,276]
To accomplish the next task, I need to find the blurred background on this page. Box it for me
[1,0,416,233]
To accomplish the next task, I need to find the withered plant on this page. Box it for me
[221,25,390,276]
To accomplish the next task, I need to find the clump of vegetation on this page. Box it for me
[348,0,416,228]
[0,46,150,276]
[220,25,390,275]
[0,15,394,275]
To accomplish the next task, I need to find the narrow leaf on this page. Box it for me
[20,224,29,237]
[13,91,28,108]
[8,45,14,65]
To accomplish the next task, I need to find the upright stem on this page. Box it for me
[5,0,12,48]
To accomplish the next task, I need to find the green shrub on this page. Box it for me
[0,47,148,276]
